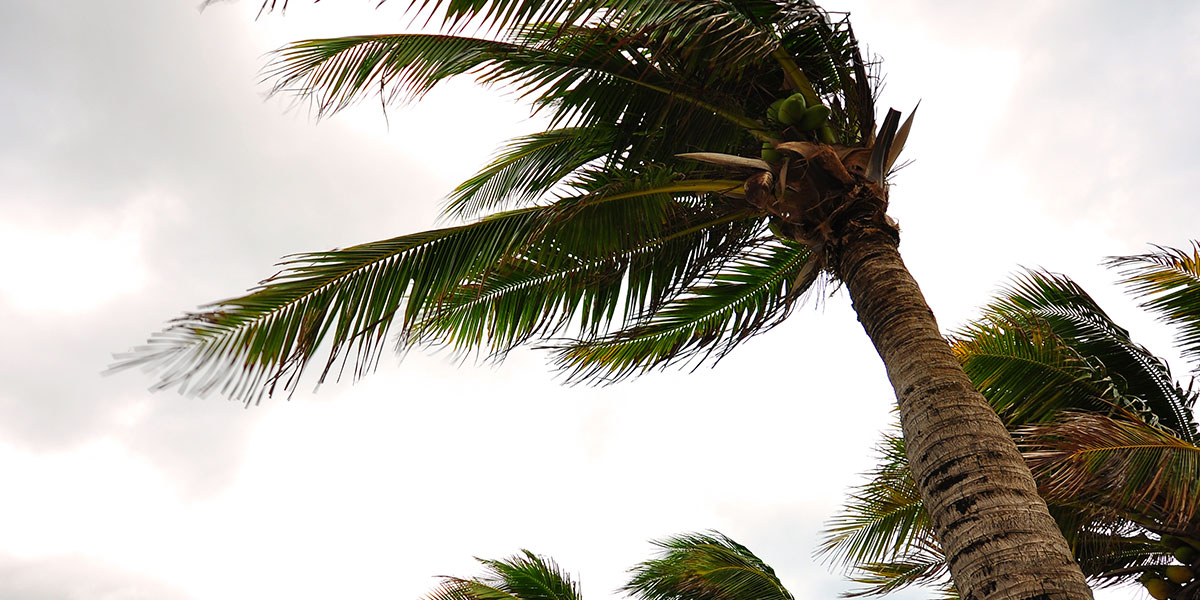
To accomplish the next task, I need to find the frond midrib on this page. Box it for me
[580,245,808,349]
[426,209,755,320]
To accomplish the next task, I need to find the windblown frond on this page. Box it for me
[1109,242,1200,373]
[427,551,580,600]
[1022,412,1200,530]
[841,548,952,598]
[264,1,877,147]
[983,271,1197,442]
[445,126,618,218]
[115,176,764,403]
[114,207,552,402]
[818,433,935,570]
[550,240,817,384]
[951,314,1116,425]
[625,532,794,600]
[409,180,762,359]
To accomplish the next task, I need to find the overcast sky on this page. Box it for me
[1,1,1197,599]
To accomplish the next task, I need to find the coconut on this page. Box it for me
[778,97,807,126]
[761,143,782,162]
[1144,578,1171,600]
[798,104,831,130]
[1165,565,1194,584]
[766,98,786,123]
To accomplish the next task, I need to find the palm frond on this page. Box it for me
[625,531,793,600]
[268,31,759,130]
[951,313,1118,425]
[550,240,817,384]
[818,433,937,571]
[1021,412,1200,530]
[427,551,580,600]
[444,126,618,218]
[1108,242,1200,374]
[409,188,763,359]
[473,552,581,600]
[1072,530,1166,585]
[983,271,1197,442]
[113,207,550,403]
[114,171,767,402]
[263,1,880,151]
[840,548,952,598]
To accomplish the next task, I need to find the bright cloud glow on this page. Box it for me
[0,193,178,315]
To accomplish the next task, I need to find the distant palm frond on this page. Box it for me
[817,432,950,597]
[428,551,580,600]
[1021,411,1200,530]
[818,433,933,569]
[625,532,794,600]
[979,270,1197,442]
[1109,242,1200,373]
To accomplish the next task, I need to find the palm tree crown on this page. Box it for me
[117,0,895,400]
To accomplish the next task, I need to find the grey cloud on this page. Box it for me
[0,554,196,600]
[0,1,454,495]
[987,1,1200,245]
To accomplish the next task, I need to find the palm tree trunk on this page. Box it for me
[833,229,1093,600]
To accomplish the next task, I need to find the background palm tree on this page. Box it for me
[428,532,789,600]
[116,2,1091,598]
[820,243,1200,599]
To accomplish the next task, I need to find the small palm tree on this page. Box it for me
[116,2,1091,598]
[820,243,1200,599]
[427,532,789,600]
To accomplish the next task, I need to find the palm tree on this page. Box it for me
[115,2,1091,598]
[425,532,790,600]
[820,243,1200,599]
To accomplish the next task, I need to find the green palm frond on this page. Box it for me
[625,531,794,600]
[818,433,937,572]
[268,31,759,130]
[1109,242,1200,373]
[1021,412,1200,530]
[1071,529,1165,586]
[427,551,580,600]
[114,174,760,402]
[444,126,618,218]
[408,191,762,359]
[114,207,550,402]
[267,34,512,114]
[951,314,1117,425]
[841,547,952,598]
[550,240,817,384]
[984,271,1197,442]
[265,1,877,146]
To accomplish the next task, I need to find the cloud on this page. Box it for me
[0,0,501,495]
[0,554,195,600]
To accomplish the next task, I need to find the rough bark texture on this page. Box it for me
[834,229,1094,600]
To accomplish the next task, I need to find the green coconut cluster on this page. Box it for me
[760,92,835,162]
[1141,536,1200,600]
